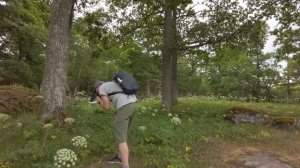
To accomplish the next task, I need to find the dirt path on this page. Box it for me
[88,154,143,168]
[226,146,297,168]
[241,153,293,168]
[89,153,294,168]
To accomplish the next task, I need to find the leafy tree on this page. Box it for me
[253,0,300,96]
[0,0,50,88]
[281,57,300,97]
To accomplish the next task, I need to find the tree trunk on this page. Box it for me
[146,78,151,97]
[286,74,291,97]
[162,0,173,109]
[41,0,75,124]
[254,54,261,101]
[171,7,178,105]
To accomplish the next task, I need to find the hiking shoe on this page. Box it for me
[108,155,122,164]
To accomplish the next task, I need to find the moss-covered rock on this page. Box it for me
[224,107,300,129]
[271,117,298,128]
[224,107,269,124]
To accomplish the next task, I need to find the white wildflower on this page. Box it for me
[171,116,181,125]
[54,149,77,168]
[140,106,147,113]
[71,136,87,148]
[0,113,11,122]
[138,125,146,131]
[43,123,54,129]
[168,113,172,117]
[64,117,75,125]
[16,122,23,128]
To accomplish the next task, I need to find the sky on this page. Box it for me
[263,18,279,53]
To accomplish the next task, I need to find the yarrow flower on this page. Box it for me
[138,125,146,131]
[71,136,87,148]
[140,106,147,113]
[16,122,23,128]
[43,123,54,129]
[54,149,77,168]
[171,116,181,125]
[0,113,11,122]
[64,117,75,125]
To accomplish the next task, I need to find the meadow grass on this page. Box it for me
[0,97,300,168]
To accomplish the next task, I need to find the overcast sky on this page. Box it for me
[263,18,279,53]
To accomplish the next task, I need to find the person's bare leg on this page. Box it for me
[119,142,129,168]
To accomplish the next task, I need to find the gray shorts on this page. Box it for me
[114,103,136,144]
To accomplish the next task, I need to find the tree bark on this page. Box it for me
[146,78,151,97]
[254,54,261,101]
[171,7,178,105]
[41,0,75,124]
[162,0,173,109]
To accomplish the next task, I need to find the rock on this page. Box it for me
[270,117,299,128]
[224,107,269,124]
[243,153,292,168]
[224,107,300,129]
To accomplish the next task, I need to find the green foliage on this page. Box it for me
[1,0,299,101]
[0,0,49,88]
[0,59,43,88]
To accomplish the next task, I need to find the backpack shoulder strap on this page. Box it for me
[108,91,124,96]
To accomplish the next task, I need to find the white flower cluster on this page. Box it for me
[71,136,87,148]
[0,113,11,122]
[16,122,23,128]
[140,106,147,113]
[64,117,75,124]
[54,149,77,168]
[43,123,54,129]
[138,125,146,131]
[171,116,181,125]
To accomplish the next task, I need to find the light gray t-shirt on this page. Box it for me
[99,81,137,110]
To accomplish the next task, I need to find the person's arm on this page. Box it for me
[97,95,110,111]
[96,86,110,111]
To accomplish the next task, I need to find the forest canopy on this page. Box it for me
[0,0,299,102]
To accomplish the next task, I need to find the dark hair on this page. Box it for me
[89,81,105,103]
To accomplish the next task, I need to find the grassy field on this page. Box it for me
[0,97,300,168]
